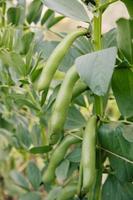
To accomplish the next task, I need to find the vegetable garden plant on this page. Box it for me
[0,0,133,199]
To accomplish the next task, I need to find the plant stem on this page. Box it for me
[92,2,103,199]
[93,9,103,117]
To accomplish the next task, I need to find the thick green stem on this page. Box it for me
[93,8,103,117]
[91,2,103,199]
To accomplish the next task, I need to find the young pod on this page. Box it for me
[82,116,97,193]
[49,65,79,144]
[36,28,88,92]
[43,131,82,183]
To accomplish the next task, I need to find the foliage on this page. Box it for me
[0,0,133,199]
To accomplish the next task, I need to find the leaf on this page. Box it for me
[7,6,25,26]
[117,18,133,64]
[44,0,89,22]
[75,47,117,96]
[10,170,30,191]
[47,187,62,200]
[27,0,43,24]
[29,145,52,154]
[109,154,133,182]
[102,29,117,49]
[112,68,133,118]
[67,147,81,163]
[47,16,65,29]
[64,105,86,130]
[19,192,41,200]
[102,175,133,200]
[26,161,42,190]
[41,9,54,25]
[55,159,70,181]
[21,32,35,55]
[122,125,133,142]
[98,122,133,162]
[16,125,32,149]
[10,52,26,75]
[13,94,40,111]
[74,36,93,55]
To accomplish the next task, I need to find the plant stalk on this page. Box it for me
[91,1,103,199]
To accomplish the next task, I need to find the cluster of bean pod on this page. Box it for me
[36,28,98,199]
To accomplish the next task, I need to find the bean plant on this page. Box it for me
[0,0,133,200]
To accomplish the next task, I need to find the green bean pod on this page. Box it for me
[36,28,88,92]
[72,79,88,100]
[56,183,77,200]
[43,131,82,183]
[49,65,79,144]
[82,116,97,193]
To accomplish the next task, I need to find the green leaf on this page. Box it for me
[117,18,133,64]
[74,36,93,54]
[26,161,41,190]
[19,192,41,200]
[55,159,70,181]
[41,9,54,25]
[45,0,89,22]
[29,145,52,154]
[16,125,32,149]
[112,68,133,118]
[102,175,133,200]
[47,16,65,29]
[47,187,62,200]
[67,147,81,163]
[64,105,86,130]
[122,125,133,142]
[10,52,26,75]
[21,32,35,55]
[27,0,43,24]
[7,6,25,26]
[109,154,133,182]
[98,122,133,162]
[12,94,40,111]
[0,50,27,76]
[10,170,30,191]
[102,29,117,49]
[75,47,117,96]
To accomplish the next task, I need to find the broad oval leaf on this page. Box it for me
[112,67,133,118]
[26,161,42,190]
[67,147,81,163]
[10,170,30,191]
[19,192,41,200]
[7,7,25,26]
[44,0,90,22]
[117,18,133,64]
[55,159,70,181]
[64,105,86,130]
[98,122,133,161]
[27,0,43,24]
[102,175,133,200]
[75,47,117,96]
